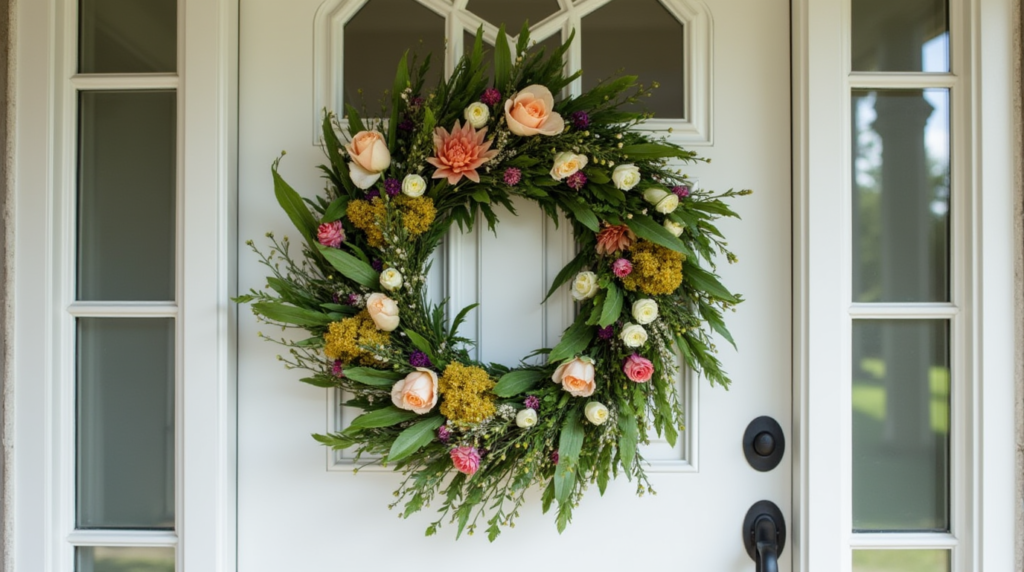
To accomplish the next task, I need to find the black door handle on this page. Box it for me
[743,501,786,572]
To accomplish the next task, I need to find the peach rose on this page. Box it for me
[365,293,400,332]
[345,130,391,189]
[551,356,596,397]
[391,367,438,414]
[504,85,565,136]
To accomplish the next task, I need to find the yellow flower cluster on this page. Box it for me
[438,362,496,424]
[345,196,437,248]
[621,240,684,295]
[322,311,390,366]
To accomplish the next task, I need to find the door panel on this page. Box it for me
[238,0,791,569]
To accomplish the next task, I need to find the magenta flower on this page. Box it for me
[623,353,654,383]
[384,178,401,196]
[597,325,615,340]
[481,88,502,106]
[438,425,451,443]
[672,185,690,198]
[612,258,633,278]
[504,167,522,186]
[331,360,345,378]
[524,395,540,410]
[317,220,346,248]
[550,451,559,465]
[450,446,481,475]
[570,111,590,130]
[566,171,587,190]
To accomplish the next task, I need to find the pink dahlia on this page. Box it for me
[426,120,498,185]
[450,446,481,476]
[317,220,345,248]
[623,354,654,383]
[612,258,633,278]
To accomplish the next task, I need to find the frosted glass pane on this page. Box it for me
[343,0,444,111]
[78,91,176,301]
[77,318,174,529]
[80,0,177,73]
[76,546,175,572]
[581,0,684,118]
[466,0,560,28]
[852,90,949,303]
[853,549,950,572]
[852,0,948,72]
[852,320,949,531]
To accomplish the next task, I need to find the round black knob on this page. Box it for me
[753,432,775,456]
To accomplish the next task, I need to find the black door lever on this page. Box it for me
[743,500,786,572]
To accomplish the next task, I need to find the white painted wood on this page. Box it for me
[238,0,790,569]
[66,302,179,318]
[848,533,958,549]
[66,530,178,547]
[70,74,180,90]
[848,303,959,319]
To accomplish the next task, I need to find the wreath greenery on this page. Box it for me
[236,24,747,540]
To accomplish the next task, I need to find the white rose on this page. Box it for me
[464,102,490,128]
[584,402,609,425]
[379,268,403,291]
[643,187,679,214]
[571,271,600,301]
[402,174,426,197]
[611,164,641,191]
[631,298,659,325]
[365,293,400,331]
[664,219,684,237]
[619,323,648,348]
[515,408,538,428]
[549,151,588,181]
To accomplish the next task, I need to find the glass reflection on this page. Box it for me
[76,546,175,572]
[852,320,949,531]
[852,89,949,303]
[467,0,561,28]
[853,549,950,572]
[852,0,948,72]
[79,0,177,73]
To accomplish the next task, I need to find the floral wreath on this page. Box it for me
[237,25,746,540]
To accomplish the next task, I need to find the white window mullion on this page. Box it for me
[67,530,179,548]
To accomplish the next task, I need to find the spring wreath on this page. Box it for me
[237,25,747,540]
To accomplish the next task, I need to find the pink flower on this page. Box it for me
[426,120,498,185]
[595,223,637,256]
[450,446,481,476]
[317,220,345,248]
[612,258,633,278]
[623,354,654,383]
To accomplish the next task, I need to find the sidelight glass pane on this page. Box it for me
[852,320,949,531]
[466,0,560,28]
[77,318,175,529]
[853,549,950,572]
[76,546,175,572]
[581,0,685,118]
[78,91,176,301]
[343,0,444,112]
[851,0,948,72]
[79,0,177,73]
[852,89,949,303]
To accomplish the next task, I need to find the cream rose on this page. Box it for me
[643,187,679,214]
[551,356,596,397]
[631,298,659,325]
[464,102,490,128]
[402,174,426,197]
[504,85,565,136]
[584,401,609,425]
[571,271,600,301]
[549,151,588,181]
[365,292,400,332]
[611,164,641,191]
[379,268,403,291]
[664,219,684,237]
[515,408,538,428]
[345,130,391,189]
[391,367,438,414]
[619,323,648,348]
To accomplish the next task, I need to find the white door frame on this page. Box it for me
[5,0,1018,570]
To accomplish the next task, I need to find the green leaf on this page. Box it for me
[547,313,595,363]
[471,189,491,203]
[685,262,740,304]
[543,249,588,303]
[599,283,623,328]
[299,375,340,388]
[344,367,404,387]
[272,160,319,249]
[585,293,605,326]
[493,369,545,397]
[617,411,639,471]
[344,104,365,135]
[317,244,380,288]
[321,197,348,223]
[583,168,611,185]
[349,406,418,429]
[252,302,332,326]
[449,303,478,338]
[691,199,741,218]
[313,433,356,450]
[699,300,737,349]
[560,198,600,232]
[541,479,556,514]
[625,214,693,256]
[620,143,691,159]
[404,329,435,357]
[554,409,584,504]
[388,52,409,148]
[494,25,512,91]
[387,416,444,463]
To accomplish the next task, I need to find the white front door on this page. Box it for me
[237,0,791,569]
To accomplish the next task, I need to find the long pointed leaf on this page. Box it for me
[388,416,444,463]
[344,367,404,387]
[494,25,512,91]
[318,244,380,288]
[625,214,693,257]
[272,160,319,250]
[252,302,332,327]
[493,369,545,397]
[599,283,623,328]
[349,406,418,429]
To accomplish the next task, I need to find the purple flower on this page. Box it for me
[598,325,615,340]
[410,96,425,108]
[331,360,345,378]
[570,111,590,130]
[365,189,380,200]
[503,167,522,186]
[398,117,415,132]
[345,293,361,306]
[612,258,633,278]
[371,259,384,272]
[481,88,502,106]
[566,171,587,190]
[384,178,401,196]
[524,395,540,410]
[550,451,559,465]
[438,425,451,443]
[409,350,433,368]
[672,185,690,198]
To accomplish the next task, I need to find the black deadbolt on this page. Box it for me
[743,416,785,472]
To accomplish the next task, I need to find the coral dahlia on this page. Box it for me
[426,120,498,185]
